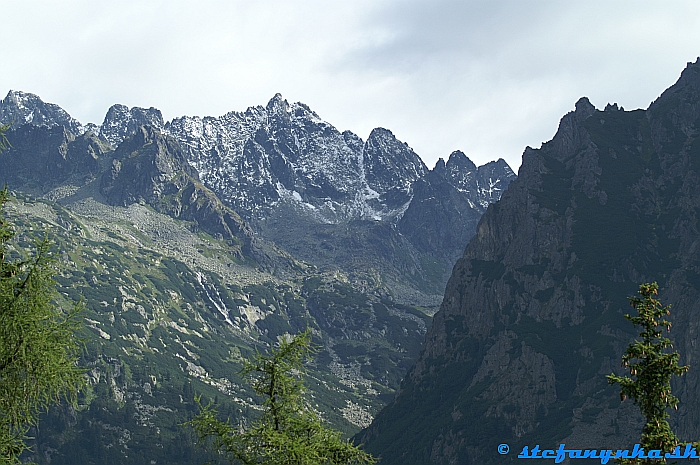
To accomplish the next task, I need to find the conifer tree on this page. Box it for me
[607,282,689,463]
[188,329,376,465]
[0,125,85,464]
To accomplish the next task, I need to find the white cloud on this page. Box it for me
[3,1,700,171]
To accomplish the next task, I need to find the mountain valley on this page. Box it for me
[0,91,514,463]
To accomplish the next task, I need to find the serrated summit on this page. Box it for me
[0,89,515,298]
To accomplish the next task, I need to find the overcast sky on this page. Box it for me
[3,1,700,171]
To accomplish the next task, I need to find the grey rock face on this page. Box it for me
[99,104,164,147]
[0,90,84,135]
[363,127,428,208]
[0,124,108,190]
[163,95,509,228]
[360,58,700,465]
[166,94,372,223]
[0,90,513,240]
[99,125,295,270]
[101,125,198,206]
[399,151,516,265]
[159,94,515,297]
[0,88,515,295]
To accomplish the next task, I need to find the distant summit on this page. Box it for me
[0,90,83,135]
[0,89,515,299]
[100,104,164,146]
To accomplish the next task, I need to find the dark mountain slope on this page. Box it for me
[359,58,700,464]
[0,124,108,190]
[100,125,297,272]
[398,151,515,266]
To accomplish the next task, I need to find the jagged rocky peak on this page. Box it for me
[251,95,363,204]
[426,149,516,207]
[535,95,596,164]
[265,93,291,118]
[575,95,596,113]
[0,88,516,230]
[266,93,324,123]
[0,90,84,135]
[432,157,446,174]
[261,93,328,150]
[445,150,477,174]
[264,93,294,129]
[648,56,700,122]
[100,103,165,147]
[164,104,269,182]
[363,128,428,193]
[604,102,623,112]
[441,150,477,187]
[477,157,515,178]
[101,125,198,206]
[163,94,499,226]
[0,88,514,235]
[474,158,516,203]
[163,93,370,223]
[397,150,516,264]
[342,130,364,154]
[654,57,700,100]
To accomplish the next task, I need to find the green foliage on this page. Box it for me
[607,282,689,460]
[0,187,85,464]
[1,191,428,461]
[188,329,376,465]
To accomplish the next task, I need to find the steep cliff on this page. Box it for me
[0,124,109,191]
[359,58,700,464]
[398,151,515,266]
[100,125,296,271]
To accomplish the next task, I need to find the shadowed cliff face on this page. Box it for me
[0,124,108,190]
[359,58,700,465]
[398,152,515,266]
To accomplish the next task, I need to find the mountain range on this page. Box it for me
[0,89,515,300]
[0,89,514,463]
[11,58,700,465]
